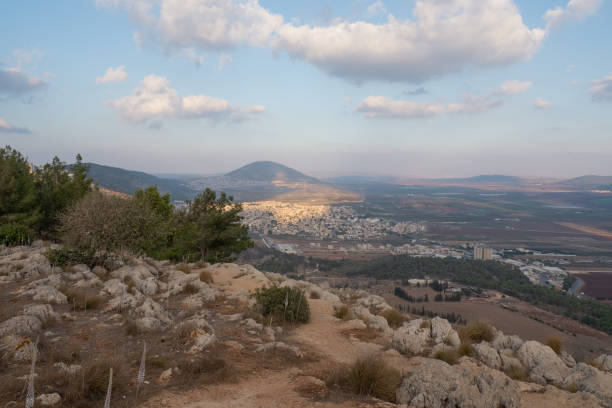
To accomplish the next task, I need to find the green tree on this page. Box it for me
[178,188,253,263]
[133,186,173,220]
[0,146,39,227]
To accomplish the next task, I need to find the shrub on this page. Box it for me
[458,343,474,357]
[328,356,402,403]
[420,320,430,329]
[252,286,310,324]
[183,282,201,295]
[505,366,530,381]
[199,270,213,284]
[83,359,129,400]
[176,263,191,274]
[565,382,579,393]
[0,222,33,246]
[383,309,405,329]
[147,355,167,369]
[61,286,103,310]
[46,247,96,267]
[434,349,459,365]
[125,319,139,336]
[546,337,563,354]
[310,291,321,299]
[334,305,350,320]
[461,321,494,343]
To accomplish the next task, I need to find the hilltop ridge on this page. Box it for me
[226,161,320,184]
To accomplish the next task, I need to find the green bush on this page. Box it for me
[0,222,33,246]
[46,247,96,267]
[252,286,310,323]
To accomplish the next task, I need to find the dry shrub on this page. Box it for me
[176,263,191,274]
[310,291,321,299]
[175,322,198,344]
[434,349,459,365]
[420,320,430,329]
[183,282,201,295]
[82,359,130,400]
[460,321,494,343]
[61,286,103,310]
[125,319,139,336]
[458,342,474,357]
[147,355,167,369]
[334,305,350,320]
[565,382,579,393]
[383,309,405,329]
[546,337,563,354]
[327,355,402,403]
[199,270,213,284]
[584,358,604,370]
[194,260,207,268]
[505,366,530,381]
[242,308,265,324]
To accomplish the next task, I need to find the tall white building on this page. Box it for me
[474,245,493,260]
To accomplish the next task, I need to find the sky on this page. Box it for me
[0,0,611,178]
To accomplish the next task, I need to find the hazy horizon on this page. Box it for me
[2,0,612,179]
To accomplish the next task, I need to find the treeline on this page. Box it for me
[395,303,466,325]
[240,245,342,274]
[1,146,253,265]
[335,255,612,334]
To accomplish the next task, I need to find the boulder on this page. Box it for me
[561,350,577,368]
[101,279,128,297]
[104,293,139,312]
[36,393,61,406]
[517,340,569,385]
[563,363,612,408]
[255,342,303,358]
[352,305,391,335]
[188,329,216,354]
[243,318,263,332]
[500,349,525,372]
[23,304,59,325]
[0,315,42,337]
[134,298,171,326]
[595,355,612,373]
[396,358,520,408]
[342,319,367,330]
[392,319,431,355]
[22,285,67,304]
[472,342,502,370]
[429,317,460,347]
[0,334,36,361]
[491,331,524,352]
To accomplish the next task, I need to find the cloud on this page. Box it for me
[544,0,602,29]
[218,53,232,70]
[99,0,545,83]
[0,67,47,97]
[96,65,128,84]
[184,48,206,67]
[404,86,427,96]
[589,74,612,102]
[499,80,532,95]
[0,118,31,134]
[356,96,445,118]
[534,97,552,109]
[366,1,386,17]
[356,79,535,118]
[106,74,265,125]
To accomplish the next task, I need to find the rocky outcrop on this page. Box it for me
[0,315,42,337]
[429,317,460,347]
[23,304,59,325]
[563,363,612,408]
[396,358,520,408]
[352,305,392,335]
[491,331,524,352]
[133,298,171,331]
[21,285,67,304]
[392,319,431,355]
[517,340,569,385]
[472,342,502,370]
[595,355,612,373]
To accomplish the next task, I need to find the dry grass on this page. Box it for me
[326,355,402,403]
[584,358,604,370]
[434,349,459,365]
[334,305,350,320]
[505,366,530,381]
[199,270,213,284]
[458,342,474,357]
[125,318,139,336]
[460,321,494,343]
[176,263,192,274]
[310,291,321,299]
[183,282,201,294]
[147,355,167,369]
[546,337,563,354]
[420,320,430,329]
[61,286,103,311]
[565,382,579,393]
[382,309,405,329]
[176,354,236,387]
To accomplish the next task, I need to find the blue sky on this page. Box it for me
[0,0,611,178]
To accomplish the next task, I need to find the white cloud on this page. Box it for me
[448,94,504,114]
[184,48,206,67]
[589,74,612,102]
[356,96,445,118]
[499,80,532,95]
[0,67,46,97]
[99,0,545,83]
[366,1,386,17]
[273,0,545,83]
[218,53,232,70]
[96,65,128,84]
[0,117,31,134]
[544,0,602,28]
[534,98,552,109]
[106,74,265,125]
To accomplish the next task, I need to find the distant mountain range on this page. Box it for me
[559,175,612,189]
[84,163,197,200]
[226,161,320,184]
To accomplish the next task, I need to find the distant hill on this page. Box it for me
[560,175,612,188]
[82,163,197,200]
[434,175,522,184]
[226,161,320,184]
